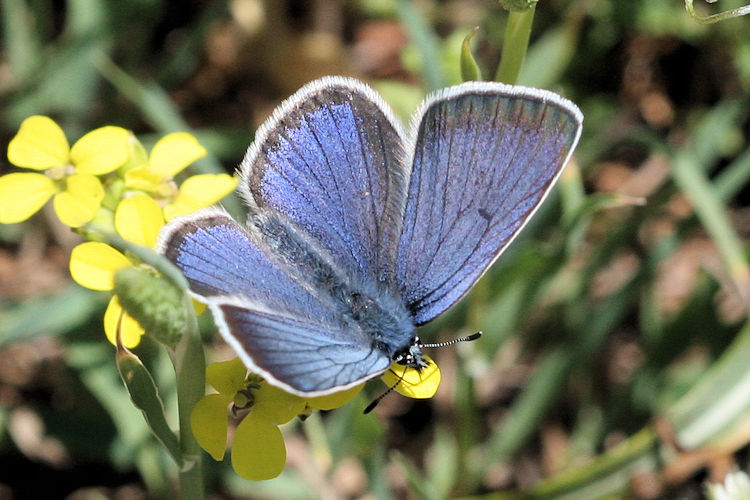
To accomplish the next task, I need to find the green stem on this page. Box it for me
[81,230,189,292]
[685,0,750,24]
[495,6,536,84]
[530,428,659,499]
[172,295,206,500]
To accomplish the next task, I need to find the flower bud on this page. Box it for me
[114,266,185,346]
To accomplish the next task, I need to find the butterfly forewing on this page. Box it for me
[396,83,583,325]
[239,77,409,287]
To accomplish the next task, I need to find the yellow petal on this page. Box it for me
[306,384,364,411]
[124,164,166,192]
[206,358,248,395]
[7,116,70,170]
[119,135,149,174]
[253,383,306,426]
[103,295,145,348]
[114,194,164,247]
[192,299,206,315]
[381,356,441,399]
[190,393,230,461]
[53,174,104,227]
[163,174,238,221]
[70,126,131,175]
[0,173,57,223]
[69,241,131,290]
[148,132,207,178]
[231,413,286,481]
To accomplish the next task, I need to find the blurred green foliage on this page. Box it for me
[1,0,750,498]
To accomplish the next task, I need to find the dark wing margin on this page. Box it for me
[396,82,583,325]
[239,76,409,287]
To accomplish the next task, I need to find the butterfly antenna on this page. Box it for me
[363,367,408,414]
[419,331,482,348]
[364,333,482,413]
[363,385,396,414]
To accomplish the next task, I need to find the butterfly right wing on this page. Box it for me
[396,83,583,325]
[157,209,391,396]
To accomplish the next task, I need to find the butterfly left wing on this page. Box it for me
[239,77,408,286]
[396,83,583,325]
[211,298,391,396]
[158,210,392,395]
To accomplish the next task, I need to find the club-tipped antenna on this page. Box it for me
[364,383,398,414]
[364,366,407,414]
[419,331,482,348]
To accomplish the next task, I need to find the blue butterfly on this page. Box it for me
[158,77,582,397]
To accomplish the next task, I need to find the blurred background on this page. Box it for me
[1,0,750,498]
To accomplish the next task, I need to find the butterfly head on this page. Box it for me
[393,337,430,371]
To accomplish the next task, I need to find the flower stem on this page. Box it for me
[171,295,206,500]
[685,0,750,24]
[495,6,536,84]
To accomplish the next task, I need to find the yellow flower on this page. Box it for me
[1,116,130,226]
[191,358,302,481]
[163,173,238,221]
[381,356,441,399]
[69,194,165,347]
[123,132,237,220]
[191,358,362,481]
[70,193,206,347]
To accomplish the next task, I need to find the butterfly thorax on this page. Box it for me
[256,210,419,362]
[342,288,419,364]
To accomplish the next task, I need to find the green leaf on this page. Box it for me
[1,0,43,83]
[393,451,442,500]
[518,4,585,88]
[91,54,244,217]
[116,345,183,466]
[460,27,482,82]
[669,320,750,448]
[426,427,459,498]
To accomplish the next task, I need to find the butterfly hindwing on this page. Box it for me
[158,210,393,395]
[396,83,583,325]
[158,210,330,319]
[212,299,391,396]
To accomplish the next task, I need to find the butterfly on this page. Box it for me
[157,77,582,397]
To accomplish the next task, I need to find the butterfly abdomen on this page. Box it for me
[252,209,416,358]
